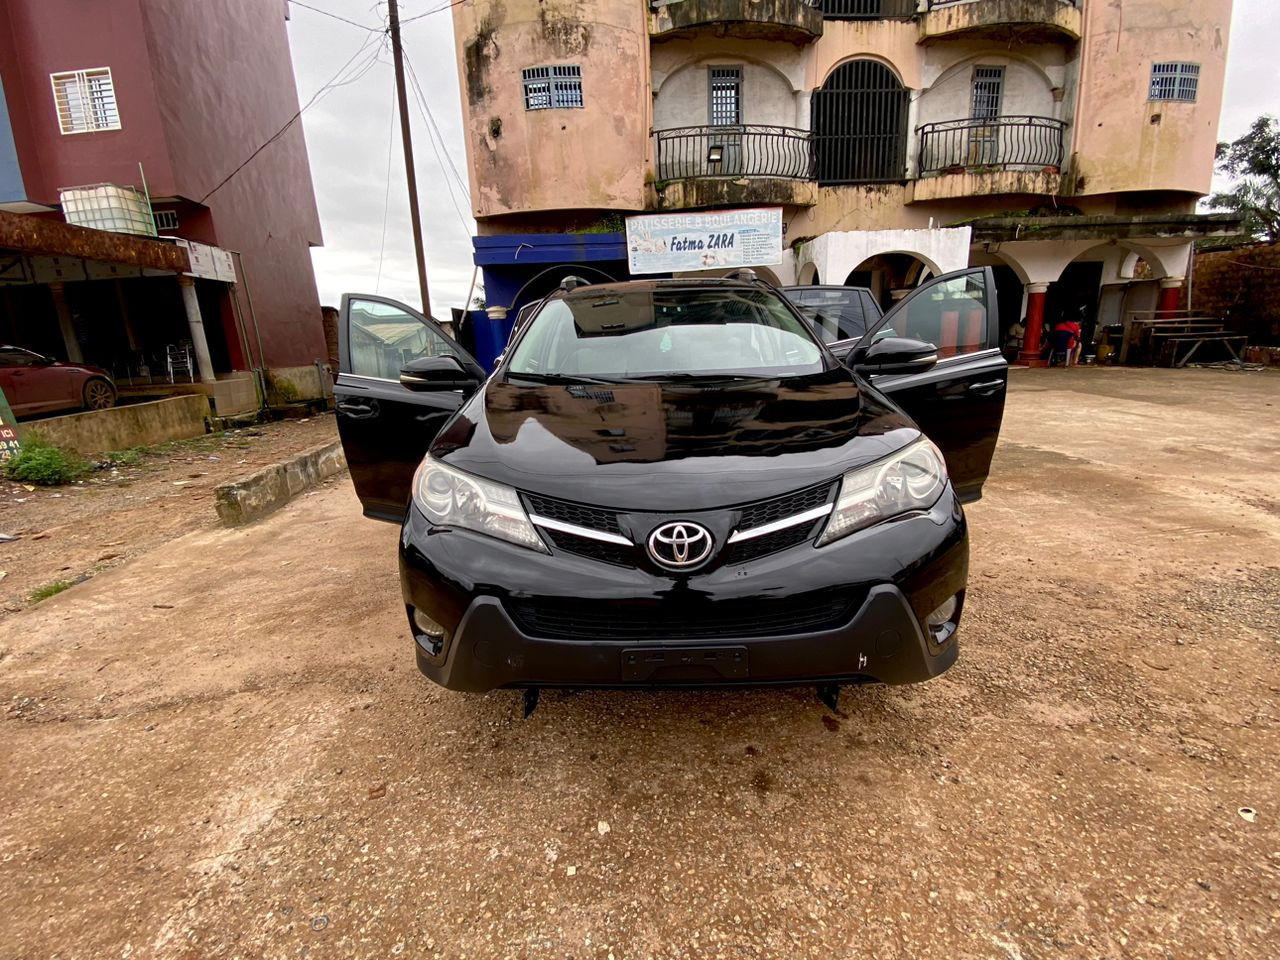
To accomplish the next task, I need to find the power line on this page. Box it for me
[289,0,383,31]
[375,75,398,293]
[402,50,471,205]
[401,51,472,233]
[399,0,469,26]
[199,32,385,203]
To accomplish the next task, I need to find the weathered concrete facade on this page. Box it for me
[453,0,1236,362]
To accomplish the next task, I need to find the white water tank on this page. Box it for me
[58,183,157,237]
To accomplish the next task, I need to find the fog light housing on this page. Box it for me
[927,595,958,628]
[411,606,446,657]
[926,594,959,647]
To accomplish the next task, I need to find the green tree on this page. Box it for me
[1209,115,1280,241]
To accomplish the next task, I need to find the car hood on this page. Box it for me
[431,369,920,511]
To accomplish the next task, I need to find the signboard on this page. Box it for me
[625,208,783,276]
[175,239,237,283]
[0,386,20,465]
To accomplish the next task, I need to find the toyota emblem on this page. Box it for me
[647,521,713,570]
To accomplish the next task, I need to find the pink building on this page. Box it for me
[0,0,327,412]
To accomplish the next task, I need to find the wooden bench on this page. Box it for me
[1155,333,1248,368]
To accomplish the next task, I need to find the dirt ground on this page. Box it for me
[0,416,339,619]
[1,368,1278,960]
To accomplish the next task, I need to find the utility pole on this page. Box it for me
[388,0,431,317]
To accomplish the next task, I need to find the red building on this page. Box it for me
[0,0,326,413]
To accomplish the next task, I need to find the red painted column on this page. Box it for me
[1017,283,1050,367]
[1156,277,1184,318]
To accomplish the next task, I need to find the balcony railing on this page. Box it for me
[925,0,1076,6]
[819,0,917,19]
[654,125,815,182]
[917,116,1066,175]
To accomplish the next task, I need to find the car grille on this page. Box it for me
[524,493,622,535]
[508,590,863,642]
[722,516,827,566]
[737,481,836,529]
[522,481,838,566]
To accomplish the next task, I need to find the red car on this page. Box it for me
[0,345,116,417]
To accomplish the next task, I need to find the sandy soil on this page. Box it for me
[0,368,1277,959]
[0,416,339,619]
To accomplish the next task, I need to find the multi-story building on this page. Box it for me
[452,0,1237,362]
[0,0,327,412]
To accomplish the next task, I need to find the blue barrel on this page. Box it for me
[469,309,515,373]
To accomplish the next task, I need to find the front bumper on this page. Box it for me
[399,492,968,692]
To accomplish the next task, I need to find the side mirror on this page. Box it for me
[399,355,480,393]
[852,337,939,376]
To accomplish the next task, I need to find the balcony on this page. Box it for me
[649,0,824,44]
[911,115,1067,200]
[651,125,818,209]
[919,0,1082,44]
[818,0,917,20]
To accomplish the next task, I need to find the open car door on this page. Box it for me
[335,294,487,522]
[848,267,1007,503]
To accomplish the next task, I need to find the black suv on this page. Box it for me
[333,271,1007,700]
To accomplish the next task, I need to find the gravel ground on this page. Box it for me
[0,368,1277,959]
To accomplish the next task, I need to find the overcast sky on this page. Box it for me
[285,0,1279,316]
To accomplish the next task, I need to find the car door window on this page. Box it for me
[867,272,991,359]
[347,298,465,380]
[784,289,869,344]
[0,348,41,367]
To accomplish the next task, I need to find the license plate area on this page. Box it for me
[621,646,748,682]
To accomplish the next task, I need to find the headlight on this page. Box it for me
[816,438,948,546]
[412,457,547,552]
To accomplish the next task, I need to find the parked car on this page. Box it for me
[0,346,116,416]
[333,269,1007,706]
[781,284,883,349]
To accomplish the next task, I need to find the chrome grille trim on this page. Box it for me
[529,514,633,546]
[726,503,833,544]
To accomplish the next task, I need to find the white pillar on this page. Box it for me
[178,276,216,384]
[48,282,84,363]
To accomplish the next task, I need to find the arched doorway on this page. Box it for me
[812,60,910,185]
[847,252,932,310]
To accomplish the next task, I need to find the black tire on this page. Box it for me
[83,377,116,411]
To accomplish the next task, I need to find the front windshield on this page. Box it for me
[506,288,826,381]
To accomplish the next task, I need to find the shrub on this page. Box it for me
[4,438,89,486]
[29,580,72,604]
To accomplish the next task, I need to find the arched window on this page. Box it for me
[811,60,909,185]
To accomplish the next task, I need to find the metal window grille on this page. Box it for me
[1149,62,1199,102]
[811,59,910,184]
[522,65,583,111]
[154,209,179,231]
[709,67,742,126]
[970,66,1004,119]
[50,68,121,134]
[819,0,917,21]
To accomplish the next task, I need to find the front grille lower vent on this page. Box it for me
[508,590,862,642]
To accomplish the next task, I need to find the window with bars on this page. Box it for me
[154,210,179,231]
[709,67,742,126]
[50,68,120,134]
[970,66,1005,120]
[1149,62,1199,102]
[522,65,583,111]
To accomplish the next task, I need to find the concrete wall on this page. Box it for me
[0,0,325,369]
[1191,242,1280,346]
[794,227,973,287]
[28,393,209,457]
[137,0,325,369]
[454,0,650,220]
[0,73,26,205]
[652,39,808,129]
[1073,0,1231,198]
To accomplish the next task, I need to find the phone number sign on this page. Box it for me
[625,208,782,275]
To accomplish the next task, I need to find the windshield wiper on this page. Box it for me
[625,372,762,382]
[505,372,630,385]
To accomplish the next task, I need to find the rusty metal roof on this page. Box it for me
[0,209,190,273]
